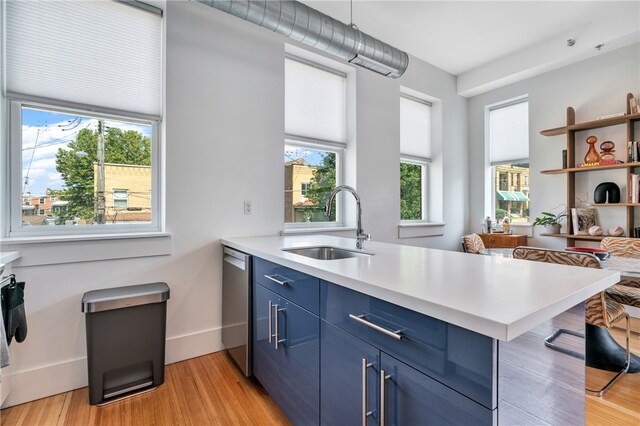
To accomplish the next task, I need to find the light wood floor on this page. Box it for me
[0,352,290,426]
[1,324,638,426]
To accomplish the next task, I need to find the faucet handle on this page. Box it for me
[357,233,371,242]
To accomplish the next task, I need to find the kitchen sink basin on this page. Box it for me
[282,246,374,260]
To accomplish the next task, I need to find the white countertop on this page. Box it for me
[0,251,21,265]
[221,235,620,342]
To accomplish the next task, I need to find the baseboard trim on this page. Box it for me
[1,327,224,408]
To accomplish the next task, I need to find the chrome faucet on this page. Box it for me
[325,185,370,249]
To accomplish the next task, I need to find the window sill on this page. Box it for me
[1,232,172,267]
[397,222,445,239]
[281,226,356,236]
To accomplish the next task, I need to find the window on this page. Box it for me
[284,56,346,225]
[113,189,129,209]
[400,94,432,221]
[488,98,529,223]
[14,104,155,229]
[5,0,162,237]
[38,209,45,216]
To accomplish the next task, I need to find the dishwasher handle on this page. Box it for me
[223,247,249,270]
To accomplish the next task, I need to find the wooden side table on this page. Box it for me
[479,233,527,249]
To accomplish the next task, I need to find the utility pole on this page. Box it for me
[95,120,106,224]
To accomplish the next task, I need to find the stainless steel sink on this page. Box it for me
[282,246,374,260]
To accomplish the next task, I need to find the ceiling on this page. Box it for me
[302,1,640,96]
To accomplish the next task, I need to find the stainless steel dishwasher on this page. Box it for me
[222,247,252,376]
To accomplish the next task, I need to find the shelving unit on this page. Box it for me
[540,93,640,244]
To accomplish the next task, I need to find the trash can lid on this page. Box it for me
[82,282,170,313]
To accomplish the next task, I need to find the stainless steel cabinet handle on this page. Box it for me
[380,370,391,426]
[349,314,403,340]
[276,307,286,349]
[268,301,275,344]
[361,358,373,426]
[264,274,290,286]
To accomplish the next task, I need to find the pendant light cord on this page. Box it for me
[349,0,358,30]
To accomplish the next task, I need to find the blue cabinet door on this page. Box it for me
[253,283,320,425]
[321,321,379,426]
[380,353,495,426]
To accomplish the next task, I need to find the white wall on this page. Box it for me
[1,1,467,406]
[468,43,640,249]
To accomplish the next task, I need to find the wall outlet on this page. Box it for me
[244,200,252,215]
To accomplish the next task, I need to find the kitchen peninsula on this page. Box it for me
[222,235,620,425]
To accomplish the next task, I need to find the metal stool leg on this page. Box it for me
[544,328,585,360]
[586,314,631,397]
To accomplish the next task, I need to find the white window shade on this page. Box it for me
[285,58,346,143]
[489,100,529,165]
[6,1,162,118]
[400,96,431,159]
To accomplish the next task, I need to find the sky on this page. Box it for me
[284,145,328,167]
[21,107,151,196]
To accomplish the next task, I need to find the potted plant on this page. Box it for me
[533,210,566,234]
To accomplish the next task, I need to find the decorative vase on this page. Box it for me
[584,135,600,163]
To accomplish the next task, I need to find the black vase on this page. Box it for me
[594,182,621,204]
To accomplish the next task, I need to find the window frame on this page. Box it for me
[485,96,529,223]
[399,93,432,224]
[284,54,348,230]
[7,99,161,238]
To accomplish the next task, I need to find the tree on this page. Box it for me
[301,152,336,222]
[55,126,151,220]
[400,163,422,220]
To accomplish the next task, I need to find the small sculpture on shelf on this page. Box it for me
[588,225,603,236]
[599,141,616,163]
[608,226,624,237]
[584,135,600,164]
[593,182,621,204]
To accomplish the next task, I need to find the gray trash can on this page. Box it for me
[82,282,170,405]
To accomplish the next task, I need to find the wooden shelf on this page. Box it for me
[540,112,640,136]
[539,233,605,241]
[539,94,637,237]
[540,162,640,174]
[593,203,640,207]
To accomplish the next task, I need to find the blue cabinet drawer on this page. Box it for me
[321,281,496,410]
[254,258,320,314]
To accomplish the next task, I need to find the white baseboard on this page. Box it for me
[1,327,223,408]
[627,305,640,319]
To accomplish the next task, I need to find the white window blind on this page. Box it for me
[6,0,162,118]
[489,100,529,165]
[400,96,432,159]
[285,57,346,143]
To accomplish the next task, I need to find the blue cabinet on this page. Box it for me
[252,257,497,425]
[321,321,379,426]
[253,283,320,425]
[321,320,494,426]
[321,280,496,409]
[380,353,495,425]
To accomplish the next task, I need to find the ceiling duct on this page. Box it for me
[197,0,409,78]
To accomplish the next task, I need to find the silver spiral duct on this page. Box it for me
[198,0,409,78]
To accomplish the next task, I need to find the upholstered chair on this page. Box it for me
[599,237,640,309]
[512,246,630,397]
[601,236,640,259]
[461,233,485,254]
